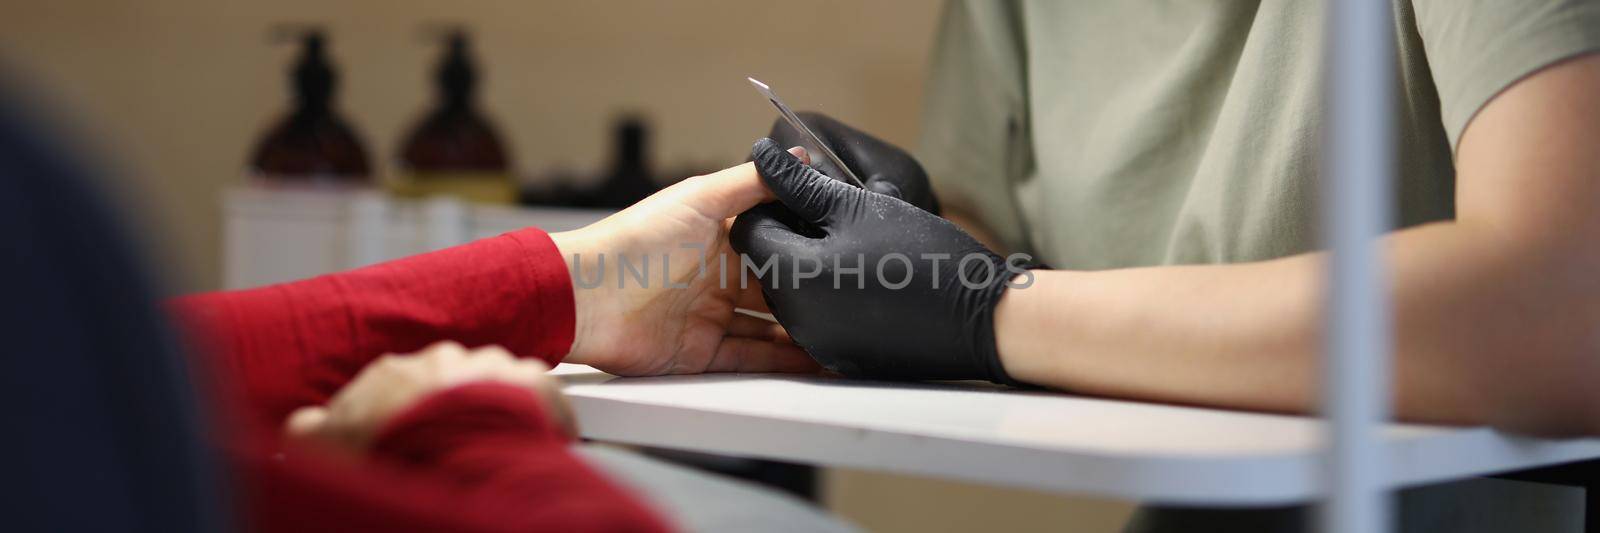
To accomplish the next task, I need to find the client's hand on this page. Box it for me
[551,152,819,376]
[286,341,573,450]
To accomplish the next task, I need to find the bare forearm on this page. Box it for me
[982,55,1600,434]
[995,220,1600,433]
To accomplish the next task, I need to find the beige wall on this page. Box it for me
[0,1,1136,530]
[1,0,940,291]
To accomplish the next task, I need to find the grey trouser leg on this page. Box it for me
[1124,477,1583,533]
[578,445,860,533]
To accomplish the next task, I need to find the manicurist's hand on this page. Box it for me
[550,153,819,376]
[731,138,1038,383]
[767,112,941,215]
[286,341,573,450]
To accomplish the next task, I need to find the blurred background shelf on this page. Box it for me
[222,186,611,289]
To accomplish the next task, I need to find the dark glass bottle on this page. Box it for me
[393,29,514,204]
[249,31,371,185]
[592,116,659,208]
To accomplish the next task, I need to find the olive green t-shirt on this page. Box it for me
[918,0,1600,269]
[915,2,1600,530]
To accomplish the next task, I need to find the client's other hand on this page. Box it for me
[286,341,572,450]
[551,152,819,376]
[731,139,1037,384]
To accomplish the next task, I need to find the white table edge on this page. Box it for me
[558,368,1600,506]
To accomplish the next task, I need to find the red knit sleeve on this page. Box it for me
[239,382,671,533]
[168,228,575,426]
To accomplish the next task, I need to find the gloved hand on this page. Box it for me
[767,112,941,215]
[731,138,1038,384]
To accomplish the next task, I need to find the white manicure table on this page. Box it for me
[218,188,1600,508]
[553,364,1600,506]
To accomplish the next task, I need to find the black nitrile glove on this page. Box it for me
[767,112,942,215]
[731,138,1035,384]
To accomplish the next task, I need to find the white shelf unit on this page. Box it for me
[222,186,612,289]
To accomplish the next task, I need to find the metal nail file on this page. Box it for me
[746,77,867,188]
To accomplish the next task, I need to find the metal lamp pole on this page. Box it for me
[1321,0,1395,532]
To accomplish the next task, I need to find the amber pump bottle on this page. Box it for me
[393,29,514,204]
[249,30,371,185]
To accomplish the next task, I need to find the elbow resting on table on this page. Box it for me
[1383,221,1600,436]
[1454,251,1600,436]
[1476,342,1600,437]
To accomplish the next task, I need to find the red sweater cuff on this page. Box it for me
[501,228,576,364]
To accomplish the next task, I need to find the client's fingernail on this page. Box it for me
[787,146,811,164]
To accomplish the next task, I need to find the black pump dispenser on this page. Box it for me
[292,33,335,113]
[592,115,659,208]
[436,32,475,111]
[250,29,371,182]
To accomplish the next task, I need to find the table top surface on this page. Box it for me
[554,364,1600,505]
